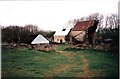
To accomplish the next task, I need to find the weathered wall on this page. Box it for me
[54,36,66,43]
[70,31,86,42]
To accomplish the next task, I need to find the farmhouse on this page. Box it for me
[68,20,99,44]
[53,28,71,43]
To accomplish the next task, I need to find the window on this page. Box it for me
[57,39,59,41]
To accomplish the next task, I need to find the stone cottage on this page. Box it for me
[68,20,99,44]
[53,28,71,43]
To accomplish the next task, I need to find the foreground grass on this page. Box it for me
[2,47,68,77]
[63,46,118,77]
[2,46,83,77]
[2,45,118,78]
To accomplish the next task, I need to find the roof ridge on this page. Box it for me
[72,20,93,31]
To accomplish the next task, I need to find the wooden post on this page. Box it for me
[70,36,72,44]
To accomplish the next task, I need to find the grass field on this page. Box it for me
[2,45,118,78]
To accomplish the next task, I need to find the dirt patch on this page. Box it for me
[58,51,76,63]
[45,51,75,76]
[50,49,90,77]
[52,64,73,74]
[58,51,75,57]
[59,50,90,78]
[47,64,73,76]
[76,54,90,78]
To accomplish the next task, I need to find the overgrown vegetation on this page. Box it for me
[97,28,118,44]
[2,45,118,78]
[2,24,55,44]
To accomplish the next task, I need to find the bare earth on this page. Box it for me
[49,50,90,78]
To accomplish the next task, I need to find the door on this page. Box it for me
[60,39,62,44]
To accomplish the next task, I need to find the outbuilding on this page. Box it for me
[68,20,99,44]
[31,34,50,51]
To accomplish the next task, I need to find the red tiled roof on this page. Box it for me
[72,20,93,31]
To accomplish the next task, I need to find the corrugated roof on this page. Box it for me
[72,20,93,31]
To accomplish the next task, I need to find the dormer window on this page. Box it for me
[62,29,66,31]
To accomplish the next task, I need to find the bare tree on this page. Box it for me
[24,24,39,34]
[66,13,104,31]
[105,14,118,29]
[86,13,104,31]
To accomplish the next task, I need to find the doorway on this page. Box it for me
[60,39,62,44]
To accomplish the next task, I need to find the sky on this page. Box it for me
[0,0,119,31]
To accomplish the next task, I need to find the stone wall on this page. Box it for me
[70,31,86,43]
[54,36,66,43]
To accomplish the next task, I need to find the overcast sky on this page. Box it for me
[0,0,118,31]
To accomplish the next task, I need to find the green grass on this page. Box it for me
[2,45,118,78]
[85,50,118,77]
[56,44,69,51]
[63,47,118,77]
[2,47,68,77]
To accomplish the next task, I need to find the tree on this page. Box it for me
[105,14,118,29]
[24,24,39,34]
[2,25,21,43]
[96,14,119,45]
[2,24,40,44]
[38,30,55,39]
[86,13,104,31]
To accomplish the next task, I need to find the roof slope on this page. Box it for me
[54,28,71,36]
[72,20,93,31]
[31,34,49,44]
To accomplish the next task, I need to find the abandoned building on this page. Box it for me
[53,28,71,43]
[67,20,99,44]
[53,20,99,44]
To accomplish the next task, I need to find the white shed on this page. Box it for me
[31,34,49,44]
